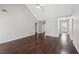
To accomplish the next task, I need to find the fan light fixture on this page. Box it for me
[35,4,41,8]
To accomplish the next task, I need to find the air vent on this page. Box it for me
[1,9,7,12]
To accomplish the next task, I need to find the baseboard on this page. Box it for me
[73,41,79,53]
[0,33,34,44]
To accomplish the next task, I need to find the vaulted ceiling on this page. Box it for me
[26,4,73,20]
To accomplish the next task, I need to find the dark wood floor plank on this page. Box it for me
[0,35,78,54]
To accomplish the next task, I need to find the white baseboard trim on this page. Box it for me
[0,34,34,44]
[73,41,79,53]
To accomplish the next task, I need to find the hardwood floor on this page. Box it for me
[0,34,78,54]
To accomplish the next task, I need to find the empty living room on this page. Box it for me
[0,4,79,54]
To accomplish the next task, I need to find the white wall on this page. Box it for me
[72,4,79,53]
[0,4,36,43]
[27,4,73,37]
[45,5,73,37]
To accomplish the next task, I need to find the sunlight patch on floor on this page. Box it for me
[60,33,68,46]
